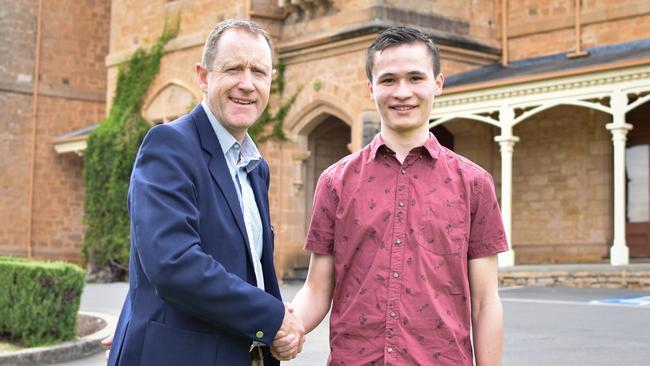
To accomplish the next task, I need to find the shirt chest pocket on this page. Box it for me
[415,199,468,255]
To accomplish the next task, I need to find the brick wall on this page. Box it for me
[508,0,650,60]
[0,93,33,256]
[0,0,38,258]
[0,0,36,81]
[39,1,110,92]
[109,0,245,57]
[0,0,110,263]
[30,97,106,261]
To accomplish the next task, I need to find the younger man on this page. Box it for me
[279,26,509,365]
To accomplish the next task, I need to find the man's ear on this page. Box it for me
[434,73,445,96]
[195,63,208,94]
[368,80,375,101]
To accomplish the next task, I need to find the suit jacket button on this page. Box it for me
[256,331,264,339]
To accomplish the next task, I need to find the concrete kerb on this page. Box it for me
[0,311,117,366]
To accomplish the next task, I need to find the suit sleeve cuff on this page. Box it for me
[255,296,285,345]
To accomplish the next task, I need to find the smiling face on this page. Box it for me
[368,42,444,137]
[195,28,273,141]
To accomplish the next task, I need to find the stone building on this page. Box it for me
[2,0,649,278]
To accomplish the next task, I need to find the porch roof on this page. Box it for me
[445,38,650,91]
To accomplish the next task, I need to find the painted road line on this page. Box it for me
[499,286,524,291]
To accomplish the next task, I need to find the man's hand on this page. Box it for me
[101,335,113,361]
[270,304,305,361]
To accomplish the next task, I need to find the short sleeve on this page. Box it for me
[304,169,338,254]
[468,172,510,259]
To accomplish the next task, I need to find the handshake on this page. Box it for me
[270,303,306,361]
[102,302,307,362]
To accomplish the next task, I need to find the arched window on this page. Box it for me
[143,83,198,124]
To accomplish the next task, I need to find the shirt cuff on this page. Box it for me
[304,239,333,254]
[468,241,509,260]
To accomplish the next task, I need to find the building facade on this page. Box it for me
[0,0,110,262]
[2,0,649,278]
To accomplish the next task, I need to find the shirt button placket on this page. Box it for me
[385,162,409,361]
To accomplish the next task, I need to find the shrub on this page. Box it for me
[0,257,85,347]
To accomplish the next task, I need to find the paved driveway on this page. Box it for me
[500,286,650,366]
[49,283,650,365]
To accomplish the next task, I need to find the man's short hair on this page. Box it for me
[201,19,273,70]
[365,26,441,81]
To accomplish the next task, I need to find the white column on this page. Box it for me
[495,106,519,267]
[606,90,633,265]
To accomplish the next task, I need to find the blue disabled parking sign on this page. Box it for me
[589,296,650,307]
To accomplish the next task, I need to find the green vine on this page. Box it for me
[82,16,180,281]
[249,63,302,142]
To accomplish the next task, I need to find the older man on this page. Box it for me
[107,20,304,366]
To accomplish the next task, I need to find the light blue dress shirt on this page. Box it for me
[201,101,265,291]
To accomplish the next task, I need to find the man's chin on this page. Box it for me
[224,115,259,129]
[385,119,425,131]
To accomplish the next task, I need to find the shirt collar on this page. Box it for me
[202,101,261,172]
[366,132,441,163]
[238,134,262,172]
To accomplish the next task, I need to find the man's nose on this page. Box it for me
[393,80,412,99]
[238,69,255,91]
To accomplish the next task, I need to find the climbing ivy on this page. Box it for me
[82,17,180,282]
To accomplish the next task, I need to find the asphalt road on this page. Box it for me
[49,283,650,365]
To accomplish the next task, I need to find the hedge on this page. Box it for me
[0,257,85,347]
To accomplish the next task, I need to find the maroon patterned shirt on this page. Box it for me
[305,133,509,366]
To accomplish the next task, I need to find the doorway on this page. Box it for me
[305,116,351,235]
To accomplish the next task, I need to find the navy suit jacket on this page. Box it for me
[108,104,285,366]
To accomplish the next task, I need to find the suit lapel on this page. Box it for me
[191,104,253,264]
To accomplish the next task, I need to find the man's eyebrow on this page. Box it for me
[377,70,426,78]
[252,63,270,72]
[377,72,396,79]
[219,61,240,69]
[220,61,270,71]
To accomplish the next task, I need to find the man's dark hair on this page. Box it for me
[365,26,441,81]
